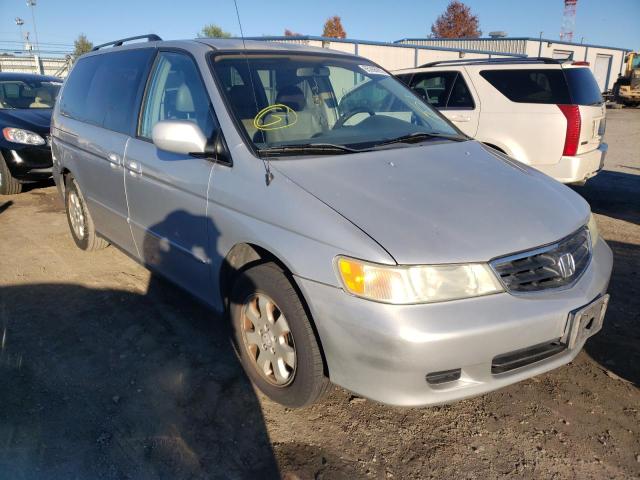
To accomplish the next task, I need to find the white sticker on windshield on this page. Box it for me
[359,65,388,76]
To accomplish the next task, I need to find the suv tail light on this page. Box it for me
[557,104,581,156]
[571,61,590,66]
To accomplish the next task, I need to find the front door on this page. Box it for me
[124,50,219,301]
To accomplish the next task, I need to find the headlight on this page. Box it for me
[2,127,46,146]
[587,213,599,247]
[335,256,503,304]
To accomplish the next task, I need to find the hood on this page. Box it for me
[0,108,52,134]
[274,140,590,265]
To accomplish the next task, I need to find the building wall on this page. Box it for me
[0,55,70,77]
[259,37,519,71]
[356,43,416,70]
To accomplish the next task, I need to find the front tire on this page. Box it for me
[230,262,331,408]
[0,154,22,195]
[65,177,109,251]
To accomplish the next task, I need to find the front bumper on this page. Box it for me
[535,143,607,184]
[296,238,613,407]
[0,145,53,182]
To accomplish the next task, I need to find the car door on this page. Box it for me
[124,50,218,301]
[409,69,480,137]
[56,49,154,253]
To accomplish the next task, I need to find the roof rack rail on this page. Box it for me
[91,34,162,51]
[418,57,560,68]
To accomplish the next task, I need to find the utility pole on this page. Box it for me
[26,0,40,55]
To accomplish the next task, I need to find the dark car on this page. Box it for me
[0,72,62,194]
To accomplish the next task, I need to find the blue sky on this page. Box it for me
[0,0,638,53]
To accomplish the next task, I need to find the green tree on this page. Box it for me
[430,1,481,39]
[199,24,232,38]
[322,16,346,39]
[72,34,93,61]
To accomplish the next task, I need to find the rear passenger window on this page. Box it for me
[411,72,457,108]
[139,52,217,141]
[480,69,571,104]
[395,74,412,85]
[60,49,154,134]
[411,72,474,109]
[447,74,474,108]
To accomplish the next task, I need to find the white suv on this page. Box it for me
[394,58,607,184]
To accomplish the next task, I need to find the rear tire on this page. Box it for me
[65,177,109,251]
[230,262,331,408]
[0,154,22,195]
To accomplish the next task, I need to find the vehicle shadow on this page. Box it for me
[570,170,640,384]
[0,200,13,214]
[0,210,282,479]
[571,170,640,226]
[583,239,640,386]
[21,178,56,194]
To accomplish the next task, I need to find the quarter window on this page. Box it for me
[139,52,216,140]
[480,69,572,104]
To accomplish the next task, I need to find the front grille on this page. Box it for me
[492,340,566,374]
[490,227,591,293]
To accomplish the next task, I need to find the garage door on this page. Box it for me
[593,54,612,92]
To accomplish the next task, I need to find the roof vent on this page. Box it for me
[489,31,507,38]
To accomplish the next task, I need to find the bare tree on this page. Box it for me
[431,1,481,38]
[284,29,302,36]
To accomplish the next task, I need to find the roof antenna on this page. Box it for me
[233,0,274,186]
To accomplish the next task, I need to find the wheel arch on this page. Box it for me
[220,242,330,376]
[220,242,293,308]
[59,167,73,197]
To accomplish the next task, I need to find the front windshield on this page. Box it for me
[211,53,463,154]
[0,79,62,110]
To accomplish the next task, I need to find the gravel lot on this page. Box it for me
[0,109,638,479]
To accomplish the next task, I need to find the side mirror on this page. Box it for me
[151,120,207,155]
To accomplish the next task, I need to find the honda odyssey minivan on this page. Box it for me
[51,35,613,408]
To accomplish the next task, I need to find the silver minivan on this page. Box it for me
[51,35,613,408]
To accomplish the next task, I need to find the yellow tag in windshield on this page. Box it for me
[253,104,298,131]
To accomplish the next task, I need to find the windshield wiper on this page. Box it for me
[257,143,363,157]
[373,132,466,148]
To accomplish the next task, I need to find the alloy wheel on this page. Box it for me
[68,190,85,240]
[241,293,297,386]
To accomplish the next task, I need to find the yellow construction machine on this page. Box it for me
[613,52,640,106]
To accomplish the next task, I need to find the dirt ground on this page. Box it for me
[0,109,638,480]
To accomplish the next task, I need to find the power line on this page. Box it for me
[0,39,74,47]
